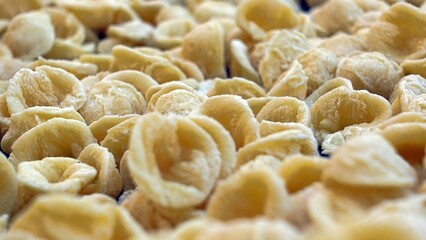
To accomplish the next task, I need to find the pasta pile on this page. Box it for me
[1,0,426,239]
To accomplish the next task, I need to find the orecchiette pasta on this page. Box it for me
[229,40,261,85]
[236,0,298,41]
[207,165,289,221]
[89,114,138,143]
[79,54,113,72]
[101,70,158,98]
[195,95,260,149]
[317,33,366,58]
[267,60,308,99]
[304,77,353,107]
[79,80,146,124]
[390,74,426,114]
[256,97,311,126]
[401,58,426,78]
[6,66,86,114]
[0,152,17,215]
[30,57,98,79]
[9,118,96,167]
[259,121,314,138]
[107,20,154,45]
[127,113,221,208]
[78,144,123,198]
[1,106,84,154]
[153,19,196,49]
[207,77,265,99]
[193,1,235,22]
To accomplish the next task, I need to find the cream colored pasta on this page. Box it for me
[30,57,98,79]
[390,75,426,114]
[89,114,138,143]
[267,60,308,99]
[229,39,261,85]
[0,152,17,215]
[256,97,310,126]
[153,19,196,49]
[207,77,265,99]
[107,19,154,45]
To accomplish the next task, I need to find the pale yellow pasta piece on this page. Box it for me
[336,52,404,99]
[323,133,416,188]
[9,118,96,167]
[401,58,426,79]
[311,87,391,143]
[236,130,318,168]
[256,97,310,126]
[153,19,196,49]
[350,11,382,34]
[381,123,426,168]
[207,77,265,99]
[130,0,168,25]
[198,218,301,240]
[351,0,389,12]
[236,0,298,41]
[305,77,353,107]
[366,2,426,63]
[167,57,205,82]
[317,33,366,58]
[206,165,288,221]
[254,30,309,91]
[193,1,235,22]
[156,5,192,24]
[259,121,314,138]
[196,95,260,149]
[119,152,136,191]
[100,117,139,163]
[4,11,54,59]
[128,113,221,208]
[79,54,113,72]
[278,154,327,193]
[89,114,138,143]
[267,60,308,99]
[30,57,98,79]
[6,66,86,114]
[97,38,128,54]
[110,45,186,83]
[78,144,122,198]
[390,75,426,114]
[229,40,261,85]
[17,157,97,194]
[311,0,364,36]
[298,48,339,95]
[121,189,203,232]
[43,7,85,44]
[247,97,274,116]
[0,59,30,81]
[293,14,319,39]
[56,0,137,30]
[242,154,282,170]
[377,112,426,129]
[79,80,146,124]
[0,152,17,215]
[9,194,146,240]
[43,39,94,60]
[102,70,159,97]
[146,81,205,115]
[107,19,154,45]
[0,0,42,19]
[0,94,10,137]
[188,114,236,179]
[1,107,84,154]
[0,43,12,60]
[182,20,226,78]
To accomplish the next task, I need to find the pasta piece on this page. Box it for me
[278,154,327,193]
[0,59,30,81]
[207,77,265,99]
[43,7,85,44]
[8,194,146,240]
[236,0,298,41]
[188,115,236,179]
[311,0,364,36]
[206,165,288,221]
[43,39,94,60]
[102,70,159,97]
[56,0,137,30]
[256,97,310,126]
[153,19,196,49]
[79,54,113,72]
[0,0,42,19]
[298,48,339,95]
[366,2,426,63]
[17,157,97,194]
[89,114,138,143]
[100,117,139,163]
[127,113,221,208]
[167,57,205,82]
[182,20,226,78]
[350,11,382,34]
[119,152,136,191]
[390,75,426,114]
[130,0,168,25]
[377,112,426,130]
[401,58,426,78]
[193,1,235,22]
[267,60,308,99]
[242,154,282,170]
[78,144,122,198]
[196,95,260,149]
[381,123,426,168]
[311,87,391,143]
[1,107,84,154]
[107,19,154,45]
[156,5,192,23]
[79,80,146,124]
[317,33,366,58]
[247,97,274,116]
[121,189,203,232]
[322,134,416,204]
[6,66,86,114]
[305,77,353,107]
[146,81,205,115]
[3,11,54,59]
[259,121,314,138]
[336,52,404,99]
[254,30,309,91]
[30,57,98,79]
[236,129,318,168]
[9,118,96,167]
[229,40,261,85]
[0,152,17,215]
